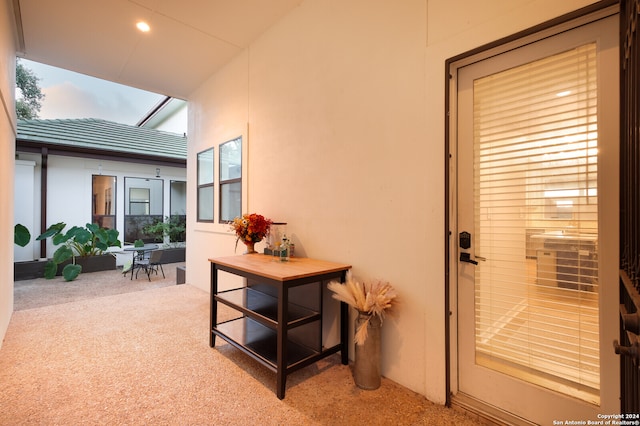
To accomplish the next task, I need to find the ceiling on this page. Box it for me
[13,0,303,99]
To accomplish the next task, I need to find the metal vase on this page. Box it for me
[353,311,382,390]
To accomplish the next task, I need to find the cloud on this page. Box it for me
[39,81,155,125]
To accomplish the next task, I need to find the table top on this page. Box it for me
[124,244,158,251]
[209,254,351,282]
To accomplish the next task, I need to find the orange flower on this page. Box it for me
[230,213,273,250]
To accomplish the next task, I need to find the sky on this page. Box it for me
[18,59,165,126]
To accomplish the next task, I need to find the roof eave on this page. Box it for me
[16,139,187,168]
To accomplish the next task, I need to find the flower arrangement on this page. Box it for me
[230,213,273,252]
[328,275,397,345]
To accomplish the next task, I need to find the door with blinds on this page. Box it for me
[453,13,619,423]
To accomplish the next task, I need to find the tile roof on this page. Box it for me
[16,118,187,162]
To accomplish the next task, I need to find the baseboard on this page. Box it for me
[451,392,537,426]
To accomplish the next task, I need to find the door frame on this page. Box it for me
[443,0,619,418]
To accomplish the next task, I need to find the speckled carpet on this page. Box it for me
[1,267,478,425]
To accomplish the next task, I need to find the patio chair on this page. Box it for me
[128,247,148,280]
[135,249,166,281]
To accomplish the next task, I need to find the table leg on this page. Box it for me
[276,285,288,399]
[210,263,218,348]
[339,270,349,365]
[130,253,135,280]
[341,301,349,365]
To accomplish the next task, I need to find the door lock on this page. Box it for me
[459,231,471,249]
[460,252,478,265]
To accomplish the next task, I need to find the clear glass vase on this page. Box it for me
[243,241,256,254]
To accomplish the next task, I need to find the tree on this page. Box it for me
[15,59,45,119]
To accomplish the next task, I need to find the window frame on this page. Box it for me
[218,136,242,223]
[91,174,117,229]
[123,176,164,244]
[197,147,215,222]
[169,180,187,243]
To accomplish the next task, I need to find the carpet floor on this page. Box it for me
[1,266,478,425]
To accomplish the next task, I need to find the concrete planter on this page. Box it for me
[58,255,116,274]
[161,247,185,263]
[14,260,48,281]
[14,254,117,281]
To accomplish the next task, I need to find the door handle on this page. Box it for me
[460,252,478,265]
[614,339,640,362]
[620,304,640,334]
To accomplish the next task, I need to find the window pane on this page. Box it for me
[472,43,599,400]
[124,177,163,243]
[220,137,241,180]
[92,175,116,229]
[198,148,214,223]
[220,182,241,222]
[130,188,149,206]
[170,181,187,242]
[198,186,214,221]
[170,181,187,216]
[198,148,214,184]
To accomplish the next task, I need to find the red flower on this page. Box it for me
[231,213,273,247]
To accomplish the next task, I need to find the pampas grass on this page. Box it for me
[328,276,397,345]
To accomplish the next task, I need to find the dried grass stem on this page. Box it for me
[328,276,397,345]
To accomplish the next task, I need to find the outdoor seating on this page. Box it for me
[122,244,158,280]
[135,249,165,281]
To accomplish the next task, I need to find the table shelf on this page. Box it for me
[215,287,320,329]
[214,317,319,370]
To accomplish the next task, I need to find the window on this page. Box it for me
[124,177,163,243]
[196,138,243,224]
[129,188,150,214]
[92,175,116,229]
[197,148,214,222]
[170,180,186,242]
[219,137,242,222]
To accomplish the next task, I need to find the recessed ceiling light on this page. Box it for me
[136,21,150,32]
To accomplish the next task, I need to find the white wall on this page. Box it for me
[0,0,17,347]
[156,101,187,135]
[186,0,600,404]
[13,154,186,259]
[14,160,36,261]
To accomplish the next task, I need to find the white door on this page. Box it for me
[452,13,619,423]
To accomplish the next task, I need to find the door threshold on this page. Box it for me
[451,392,537,426]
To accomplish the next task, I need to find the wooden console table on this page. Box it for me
[209,254,351,399]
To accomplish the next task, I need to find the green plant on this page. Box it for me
[16,59,45,119]
[142,218,164,242]
[36,222,121,281]
[14,224,31,247]
[143,215,186,245]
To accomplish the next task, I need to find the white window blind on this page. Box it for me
[473,43,599,403]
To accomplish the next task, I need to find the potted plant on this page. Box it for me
[37,222,121,281]
[142,215,186,263]
[328,275,398,390]
[230,213,273,254]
